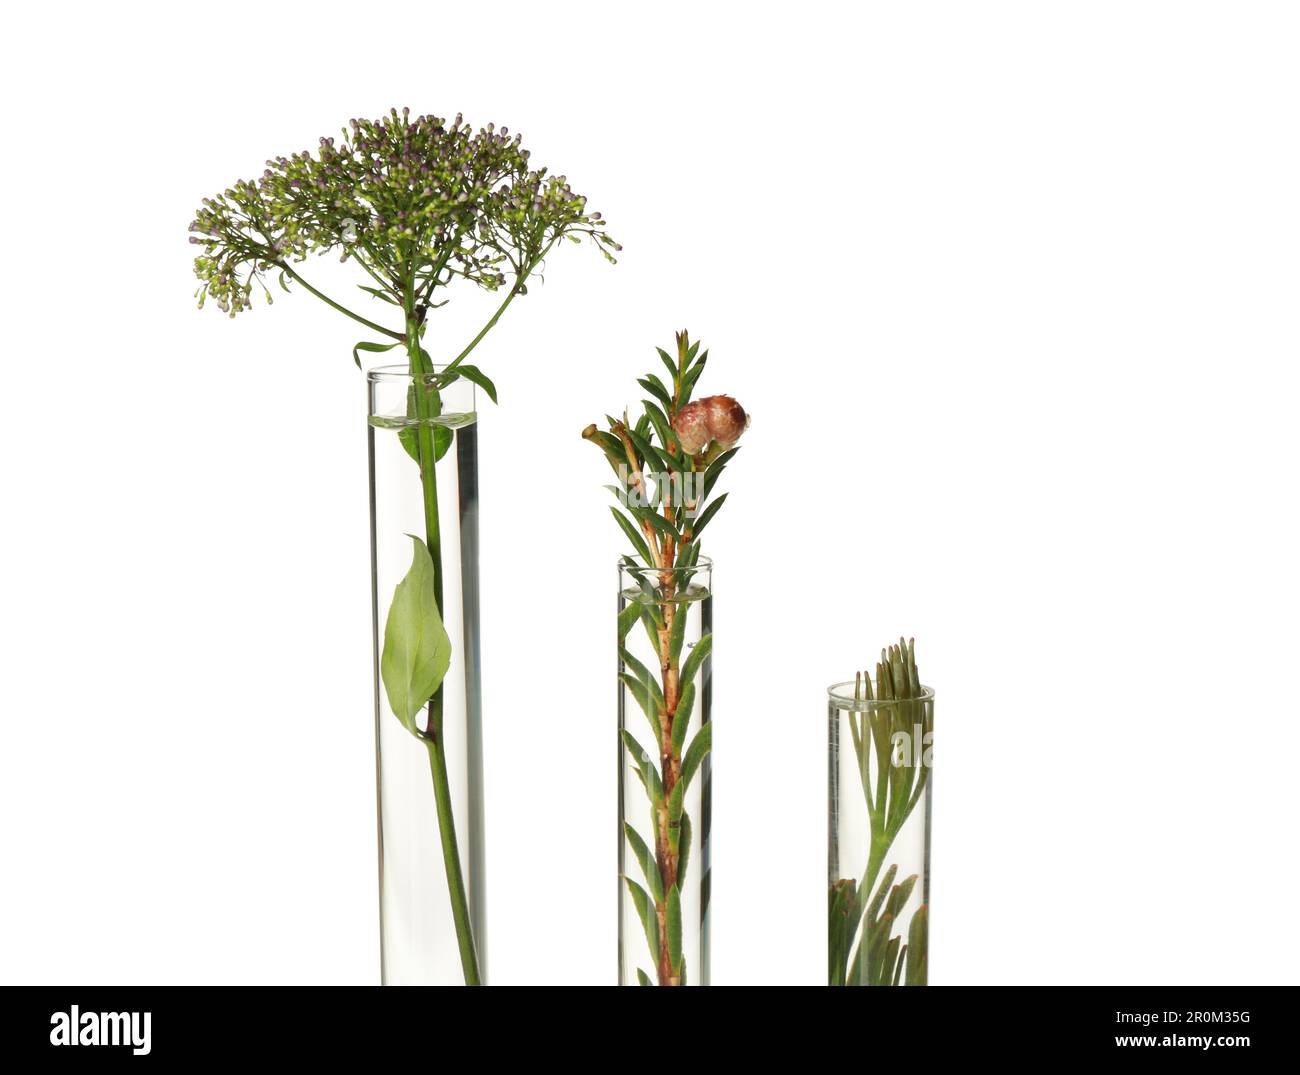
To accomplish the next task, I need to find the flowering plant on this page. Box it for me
[584,331,748,985]
[191,109,616,984]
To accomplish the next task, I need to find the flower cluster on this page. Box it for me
[189,108,618,317]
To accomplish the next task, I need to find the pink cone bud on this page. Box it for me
[672,402,711,455]
[700,395,749,449]
[672,395,749,455]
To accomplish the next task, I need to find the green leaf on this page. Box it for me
[640,605,662,652]
[656,346,677,380]
[680,723,712,793]
[624,823,663,903]
[681,354,706,397]
[619,672,662,742]
[638,377,673,413]
[670,681,695,755]
[700,446,739,502]
[667,776,685,827]
[357,284,400,305]
[626,564,667,627]
[668,602,689,665]
[380,536,451,735]
[585,428,628,476]
[688,492,727,538]
[352,338,401,370]
[620,647,665,711]
[625,425,673,476]
[905,905,929,985]
[623,877,659,961]
[680,633,712,691]
[666,884,683,974]
[636,968,654,986]
[828,878,860,985]
[398,425,453,465]
[451,363,498,404]
[610,507,654,565]
[617,601,641,641]
[676,813,692,887]
[632,506,681,544]
[622,730,663,803]
[641,400,675,455]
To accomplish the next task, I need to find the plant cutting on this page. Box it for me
[190,108,616,984]
[583,331,748,986]
[828,639,934,986]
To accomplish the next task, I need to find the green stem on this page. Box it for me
[423,738,480,984]
[275,261,402,339]
[441,242,554,376]
[403,268,481,985]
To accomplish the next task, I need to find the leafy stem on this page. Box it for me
[400,257,480,985]
[830,639,933,986]
[591,333,747,985]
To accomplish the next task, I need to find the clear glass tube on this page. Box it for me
[368,367,484,985]
[827,681,933,986]
[617,557,713,986]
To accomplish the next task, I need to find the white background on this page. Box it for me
[1,1,1297,986]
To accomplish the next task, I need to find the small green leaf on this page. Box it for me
[626,566,666,628]
[667,777,684,826]
[656,347,677,379]
[398,425,453,465]
[640,605,661,652]
[632,506,681,544]
[905,905,929,985]
[622,730,663,803]
[676,813,692,887]
[638,377,673,412]
[610,507,654,565]
[668,603,689,665]
[380,537,451,735]
[680,723,712,793]
[670,682,695,755]
[625,424,673,475]
[618,646,657,693]
[617,601,641,641]
[619,672,662,742]
[451,363,498,404]
[636,968,654,986]
[700,447,739,501]
[641,399,675,454]
[624,823,663,903]
[688,492,728,538]
[620,647,666,714]
[681,355,706,398]
[623,877,659,962]
[356,284,400,305]
[666,884,682,974]
[680,633,712,691]
[585,428,628,475]
[352,338,401,370]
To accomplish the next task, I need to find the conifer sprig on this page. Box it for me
[585,332,747,985]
